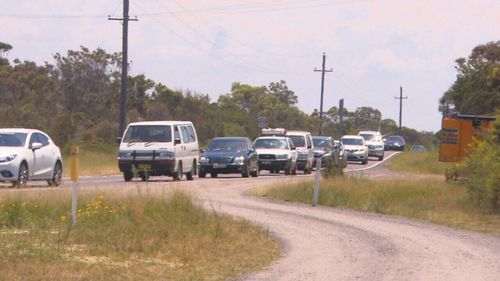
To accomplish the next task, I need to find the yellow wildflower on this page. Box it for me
[60,215,67,222]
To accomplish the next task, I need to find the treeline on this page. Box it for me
[0,43,436,148]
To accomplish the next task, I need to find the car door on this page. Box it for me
[179,125,192,172]
[173,125,185,172]
[28,133,48,178]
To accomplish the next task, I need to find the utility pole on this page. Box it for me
[109,0,138,137]
[338,98,344,135]
[394,86,408,130]
[314,52,333,136]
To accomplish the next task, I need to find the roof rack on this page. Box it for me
[261,128,286,136]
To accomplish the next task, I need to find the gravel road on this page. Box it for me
[191,176,500,281]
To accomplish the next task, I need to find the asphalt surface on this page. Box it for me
[1,151,500,280]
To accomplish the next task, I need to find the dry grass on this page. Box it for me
[0,191,279,280]
[62,145,119,177]
[388,151,452,175]
[251,176,500,235]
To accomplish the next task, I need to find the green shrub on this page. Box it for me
[456,116,500,212]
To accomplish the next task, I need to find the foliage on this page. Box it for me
[440,41,500,116]
[388,151,451,175]
[455,114,500,212]
[0,192,279,280]
[0,41,435,148]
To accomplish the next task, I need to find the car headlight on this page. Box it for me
[276,154,289,160]
[200,156,210,163]
[158,151,175,159]
[118,151,132,159]
[0,154,17,163]
[233,156,245,164]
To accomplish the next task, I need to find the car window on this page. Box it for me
[288,135,306,147]
[36,133,50,146]
[359,134,375,141]
[342,138,363,146]
[207,139,246,151]
[187,125,197,142]
[174,126,181,142]
[29,133,40,147]
[180,126,190,143]
[0,133,26,147]
[123,125,172,142]
[254,138,288,149]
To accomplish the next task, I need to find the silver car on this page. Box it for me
[0,129,63,187]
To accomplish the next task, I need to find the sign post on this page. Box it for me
[70,146,79,226]
[312,158,322,207]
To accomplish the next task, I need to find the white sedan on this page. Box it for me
[0,128,63,187]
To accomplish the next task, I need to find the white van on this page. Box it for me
[285,130,314,174]
[117,121,199,181]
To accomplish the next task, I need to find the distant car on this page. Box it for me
[358,131,384,161]
[411,145,427,152]
[286,131,314,174]
[383,135,406,151]
[341,135,368,165]
[199,137,258,178]
[0,128,63,187]
[312,136,334,167]
[254,136,297,175]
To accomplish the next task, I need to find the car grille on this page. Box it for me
[259,154,276,160]
[210,156,233,164]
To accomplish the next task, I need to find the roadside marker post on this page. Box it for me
[70,146,79,226]
[312,158,322,207]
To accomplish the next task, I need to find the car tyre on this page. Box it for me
[210,172,218,178]
[173,162,182,181]
[284,160,291,175]
[378,155,384,161]
[140,172,149,182]
[250,163,259,177]
[123,171,133,182]
[198,169,206,178]
[47,161,63,187]
[362,159,368,165]
[15,162,29,188]
[186,160,195,181]
[241,161,250,178]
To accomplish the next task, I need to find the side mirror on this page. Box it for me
[174,138,181,145]
[116,137,122,144]
[200,149,205,153]
[249,147,255,153]
[31,142,43,150]
[290,145,296,150]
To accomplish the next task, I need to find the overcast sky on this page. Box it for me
[2,0,499,132]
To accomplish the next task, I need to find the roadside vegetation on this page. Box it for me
[62,143,119,177]
[251,176,500,235]
[388,150,451,175]
[0,191,279,280]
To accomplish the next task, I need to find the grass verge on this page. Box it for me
[388,151,452,175]
[250,176,500,235]
[0,191,279,280]
[62,143,119,177]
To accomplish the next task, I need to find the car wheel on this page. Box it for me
[378,155,384,161]
[15,162,29,187]
[123,171,133,182]
[250,163,259,177]
[173,161,182,181]
[284,160,291,175]
[198,169,206,178]
[210,172,218,178]
[47,161,62,187]
[241,161,250,178]
[186,160,195,181]
[362,159,368,165]
[140,172,149,182]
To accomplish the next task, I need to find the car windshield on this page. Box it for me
[123,125,171,142]
[386,136,404,142]
[254,138,288,149]
[342,138,363,146]
[207,140,247,152]
[0,133,27,147]
[359,134,375,141]
[288,135,306,147]
[313,138,330,148]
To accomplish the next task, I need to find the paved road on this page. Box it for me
[1,151,499,280]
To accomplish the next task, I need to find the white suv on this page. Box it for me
[341,135,368,165]
[358,131,385,161]
[254,136,297,175]
[286,130,314,174]
[0,128,63,187]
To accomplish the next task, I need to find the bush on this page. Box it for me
[456,115,500,212]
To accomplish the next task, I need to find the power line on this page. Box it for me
[314,52,333,136]
[394,86,408,130]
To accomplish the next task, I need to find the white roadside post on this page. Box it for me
[312,157,322,207]
[70,146,79,226]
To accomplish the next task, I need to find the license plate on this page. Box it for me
[261,161,272,165]
[213,164,226,168]
[138,164,151,170]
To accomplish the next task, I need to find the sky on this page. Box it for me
[1,0,499,132]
